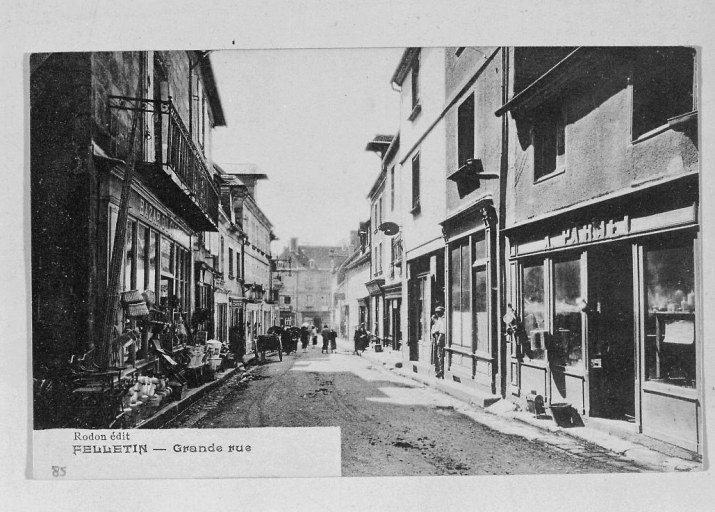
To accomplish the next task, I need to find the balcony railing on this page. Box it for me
[108,95,219,231]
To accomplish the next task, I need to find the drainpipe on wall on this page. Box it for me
[497,47,510,398]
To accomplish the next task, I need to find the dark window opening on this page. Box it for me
[632,47,695,140]
[390,166,395,211]
[534,101,566,180]
[458,93,475,168]
[411,52,420,110]
[411,153,421,213]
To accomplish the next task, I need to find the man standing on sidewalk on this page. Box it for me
[432,306,446,378]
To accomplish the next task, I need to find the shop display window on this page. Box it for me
[450,241,471,349]
[474,267,488,353]
[553,258,583,367]
[147,232,157,291]
[644,239,696,388]
[161,237,173,274]
[124,220,135,290]
[137,225,147,290]
[522,262,546,360]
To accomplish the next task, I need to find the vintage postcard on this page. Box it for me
[4,1,715,510]
[30,45,703,479]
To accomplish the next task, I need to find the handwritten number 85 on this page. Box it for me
[52,466,66,477]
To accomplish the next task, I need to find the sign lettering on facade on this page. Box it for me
[138,197,178,232]
[561,217,629,246]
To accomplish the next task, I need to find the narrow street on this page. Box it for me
[164,337,644,476]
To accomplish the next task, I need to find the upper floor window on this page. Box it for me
[411,52,420,110]
[378,197,383,226]
[228,248,234,278]
[632,47,696,140]
[411,153,421,214]
[533,101,566,181]
[390,166,396,211]
[458,93,475,168]
[378,242,383,273]
[219,236,225,274]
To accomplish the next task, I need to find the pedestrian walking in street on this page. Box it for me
[321,325,330,353]
[311,325,318,349]
[300,326,309,352]
[432,306,446,378]
[353,323,368,355]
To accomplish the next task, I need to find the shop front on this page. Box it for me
[229,297,246,360]
[406,249,445,371]
[383,284,402,351]
[441,200,499,394]
[357,297,370,331]
[104,166,195,369]
[365,278,384,344]
[506,179,701,453]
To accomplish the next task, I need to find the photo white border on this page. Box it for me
[2,0,715,510]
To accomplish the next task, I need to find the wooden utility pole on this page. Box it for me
[97,89,143,369]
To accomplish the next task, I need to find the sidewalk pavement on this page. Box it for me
[339,337,701,472]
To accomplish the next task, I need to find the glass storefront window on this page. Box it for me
[644,239,696,388]
[147,232,157,291]
[522,263,546,359]
[161,237,173,274]
[450,242,471,349]
[474,267,488,353]
[474,236,487,262]
[124,221,135,291]
[554,258,582,367]
[137,225,147,290]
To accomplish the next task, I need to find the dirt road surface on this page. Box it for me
[163,340,644,476]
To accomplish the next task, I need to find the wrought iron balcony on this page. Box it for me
[108,95,219,231]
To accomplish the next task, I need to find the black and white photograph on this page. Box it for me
[4,1,715,510]
[30,45,703,475]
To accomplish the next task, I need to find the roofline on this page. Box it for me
[494,47,583,117]
[242,193,274,230]
[390,48,420,87]
[197,53,226,127]
[367,168,387,200]
[383,133,400,163]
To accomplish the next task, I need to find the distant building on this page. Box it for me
[364,134,403,349]
[333,226,371,339]
[275,238,350,329]
[218,164,277,353]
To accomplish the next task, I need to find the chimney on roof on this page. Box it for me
[290,237,298,252]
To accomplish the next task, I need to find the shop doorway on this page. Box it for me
[588,243,635,421]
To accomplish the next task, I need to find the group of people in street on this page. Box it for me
[295,324,338,354]
[321,325,337,354]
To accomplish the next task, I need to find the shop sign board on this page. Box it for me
[515,205,696,256]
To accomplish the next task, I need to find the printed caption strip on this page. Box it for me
[33,427,341,479]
